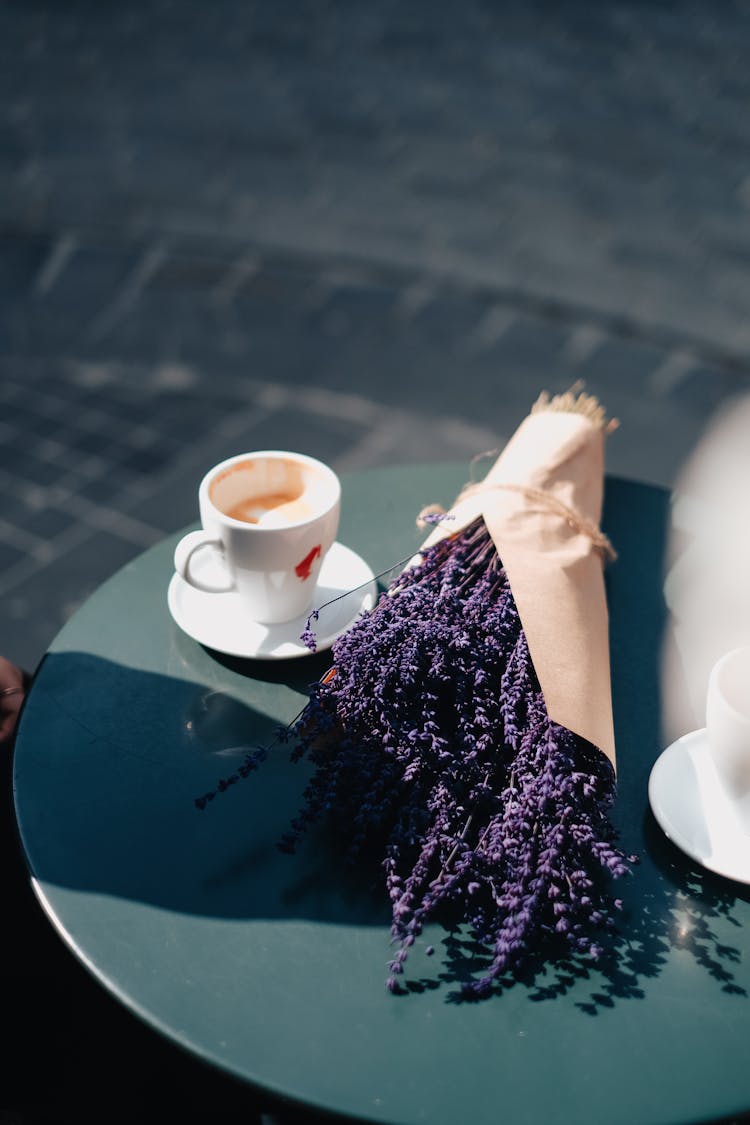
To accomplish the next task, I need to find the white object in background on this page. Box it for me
[648,729,750,884]
[705,646,750,834]
[649,645,750,882]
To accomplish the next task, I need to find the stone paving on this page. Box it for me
[3,0,750,673]
[3,1,750,1122]
[2,229,749,673]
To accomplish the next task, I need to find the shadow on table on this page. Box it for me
[11,481,750,1016]
[13,652,750,1018]
[13,647,385,924]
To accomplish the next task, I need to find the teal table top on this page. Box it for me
[13,465,750,1125]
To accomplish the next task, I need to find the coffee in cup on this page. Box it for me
[174,451,341,624]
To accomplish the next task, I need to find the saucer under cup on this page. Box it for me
[168,540,377,660]
[649,728,750,884]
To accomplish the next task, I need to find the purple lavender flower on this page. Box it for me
[301,610,320,653]
[419,512,455,526]
[285,519,633,995]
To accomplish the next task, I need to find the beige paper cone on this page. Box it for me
[421,391,617,769]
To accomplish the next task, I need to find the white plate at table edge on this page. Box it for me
[167,540,377,660]
[648,727,750,884]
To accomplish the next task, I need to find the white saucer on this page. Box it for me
[648,728,750,884]
[167,541,377,660]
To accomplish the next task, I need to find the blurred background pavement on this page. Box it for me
[2,0,750,672]
[3,2,750,1122]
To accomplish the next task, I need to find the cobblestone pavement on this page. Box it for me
[2,0,750,671]
[3,227,750,673]
[3,2,750,1123]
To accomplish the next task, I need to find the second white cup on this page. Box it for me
[174,450,341,624]
[706,645,750,833]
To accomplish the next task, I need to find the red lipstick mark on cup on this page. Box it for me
[295,545,322,580]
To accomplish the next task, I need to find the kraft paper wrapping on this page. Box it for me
[421,400,617,769]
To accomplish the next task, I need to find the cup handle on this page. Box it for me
[174,530,234,593]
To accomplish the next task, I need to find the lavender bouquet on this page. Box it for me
[204,389,633,997]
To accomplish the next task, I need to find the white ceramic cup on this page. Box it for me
[706,646,750,832]
[174,450,341,624]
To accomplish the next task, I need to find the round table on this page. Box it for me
[13,465,750,1125]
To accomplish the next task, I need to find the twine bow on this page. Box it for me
[418,480,617,564]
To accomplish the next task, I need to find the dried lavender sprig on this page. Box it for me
[285,518,632,995]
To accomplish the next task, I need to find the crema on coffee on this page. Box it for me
[209,456,326,528]
[224,492,314,525]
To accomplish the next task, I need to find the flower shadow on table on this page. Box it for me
[388,804,750,1010]
[449,809,749,1011]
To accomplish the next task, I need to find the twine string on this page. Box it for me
[419,480,617,563]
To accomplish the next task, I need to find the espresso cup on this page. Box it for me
[706,646,750,833]
[174,451,341,624]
